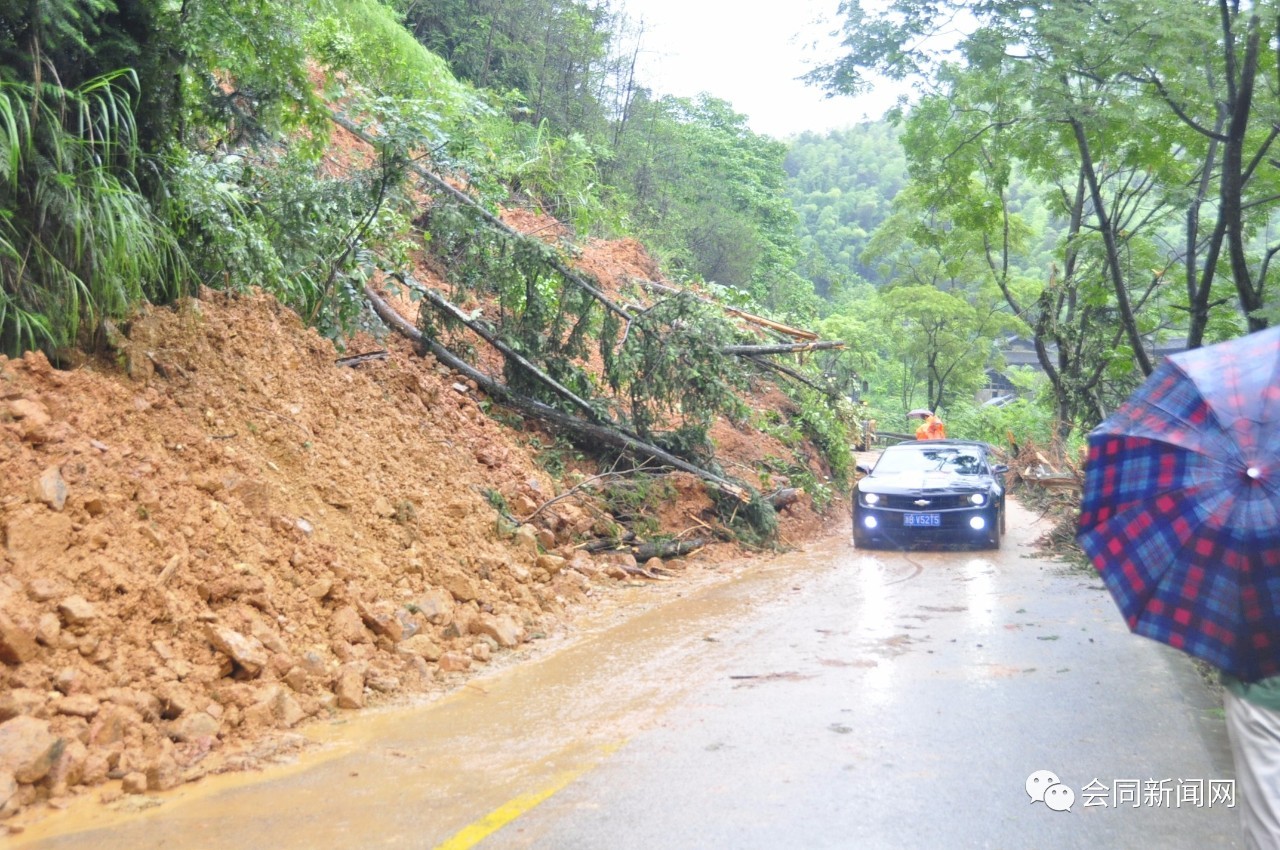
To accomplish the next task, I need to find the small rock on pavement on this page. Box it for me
[32,467,67,511]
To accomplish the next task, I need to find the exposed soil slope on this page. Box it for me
[0,236,842,828]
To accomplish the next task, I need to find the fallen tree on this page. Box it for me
[721,341,845,356]
[390,271,611,427]
[331,109,634,324]
[365,285,753,504]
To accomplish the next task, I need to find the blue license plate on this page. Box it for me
[904,513,940,527]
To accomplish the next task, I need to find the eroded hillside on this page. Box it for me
[0,228,843,827]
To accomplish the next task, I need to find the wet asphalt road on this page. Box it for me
[12,498,1241,849]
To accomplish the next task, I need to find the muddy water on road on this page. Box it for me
[10,500,1235,849]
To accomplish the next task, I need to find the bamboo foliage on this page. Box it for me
[0,72,185,356]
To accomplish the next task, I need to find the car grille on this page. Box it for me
[874,493,980,510]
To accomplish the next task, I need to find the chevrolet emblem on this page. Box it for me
[913,499,932,507]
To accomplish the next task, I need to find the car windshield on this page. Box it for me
[874,447,985,476]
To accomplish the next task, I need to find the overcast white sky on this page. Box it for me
[618,0,906,138]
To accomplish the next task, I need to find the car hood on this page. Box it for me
[860,470,997,494]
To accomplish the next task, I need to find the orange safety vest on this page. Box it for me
[916,415,946,440]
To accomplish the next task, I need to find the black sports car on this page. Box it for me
[852,440,1009,550]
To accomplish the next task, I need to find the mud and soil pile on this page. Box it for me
[0,243,840,825]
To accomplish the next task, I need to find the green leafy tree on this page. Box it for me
[607,93,817,319]
[785,122,907,292]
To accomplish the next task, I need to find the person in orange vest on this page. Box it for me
[909,409,947,440]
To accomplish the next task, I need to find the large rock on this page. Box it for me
[166,711,221,743]
[53,695,100,719]
[397,635,443,662]
[102,688,161,722]
[203,624,267,677]
[513,524,539,557]
[0,611,37,665]
[146,752,183,792]
[568,551,602,577]
[0,716,62,784]
[0,689,44,722]
[329,606,371,645]
[153,682,199,720]
[7,398,50,442]
[536,554,566,576]
[243,684,306,729]
[412,588,455,625]
[437,567,480,603]
[356,600,404,642]
[87,704,142,747]
[334,665,365,709]
[437,652,471,673]
[57,595,98,627]
[45,739,87,793]
[32,466,67,511]
[470,614,523,649]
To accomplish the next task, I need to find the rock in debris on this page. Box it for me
[0,716,61,784]
[32,467,67,511]
[203,624,268,677]
[0,770,17,819]
[535,554,566,576]
[334,665,365,710]
[56,596,98,628]
[470,614,523,649]
[397,635,444,662]
[437,652,471,673]
[0,612,37,665]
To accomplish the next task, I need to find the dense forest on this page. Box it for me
[804,0,1280,444]
[1,0,1278,462]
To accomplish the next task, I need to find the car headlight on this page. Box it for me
[969,493,986,506]
[863,493,880,506]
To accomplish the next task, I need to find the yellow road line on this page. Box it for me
[433,743,625,850]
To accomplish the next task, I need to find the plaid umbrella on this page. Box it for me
[1076,326,1280,682]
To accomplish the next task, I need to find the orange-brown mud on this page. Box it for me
[0,233,843,831]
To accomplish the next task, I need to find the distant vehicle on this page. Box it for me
[852,440,1009,550]
[981,394,1016,408]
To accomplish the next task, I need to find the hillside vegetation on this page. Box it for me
[0,0,861,826]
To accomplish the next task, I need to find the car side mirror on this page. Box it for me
[991,463,1009,474]
[855,463,872,477]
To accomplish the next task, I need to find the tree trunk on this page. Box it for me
[1072,117,1154,377]
[720,341,844,356]
[365,286,752,503]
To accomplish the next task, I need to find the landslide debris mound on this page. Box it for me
[0,282,837,823]
[0,290,599,818]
